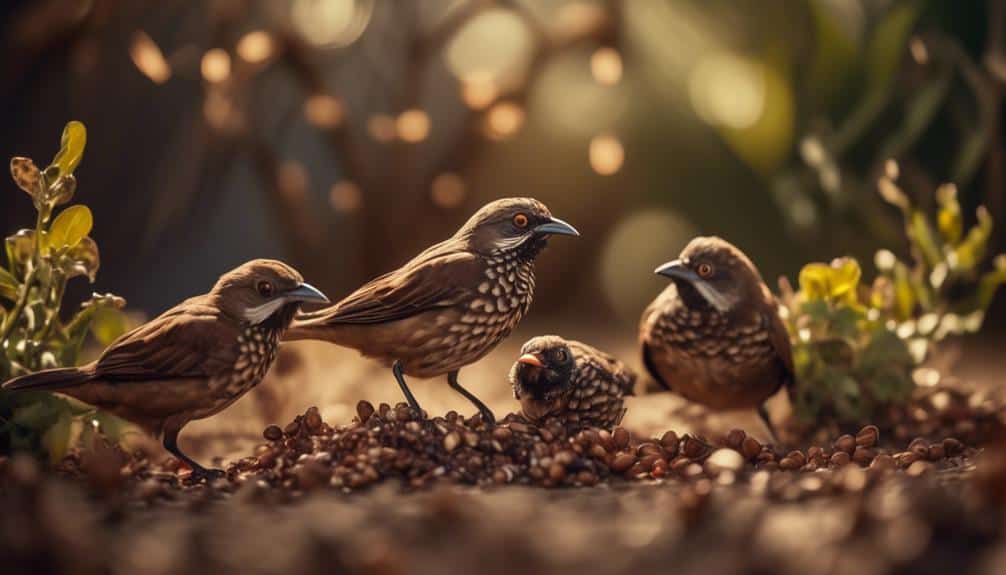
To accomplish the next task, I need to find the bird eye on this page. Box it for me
[512,213,529,229]
[697,263,714,278]
[256,281,274,297]
[554,350,567,362]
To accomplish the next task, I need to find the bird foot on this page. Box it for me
[183,466,226,482]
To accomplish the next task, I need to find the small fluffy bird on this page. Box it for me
[639,236,793,440]
[286,197,579,425]
[2,260,328,478]
[509,335,636,430]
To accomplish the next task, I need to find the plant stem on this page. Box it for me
[0,203,49,349]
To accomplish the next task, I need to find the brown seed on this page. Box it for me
[852,447,876,466]
[908,438,929,457]
[834,434,856,454]
[785,450,806,467]
[638,455,662,472]
[942,437,964,456]
[855,425,879,448]
[443,432,461,452]
[613,427,630,450]
[894,451,920,468]
[304,407,323,432]
[589,444,608,460]
[263,425,283,442]
[682,436,706,459]
[741,436,762,460]
[660,430,680,455]
[611,452,636,473]
[869,454,896,472]
[492,427,512,443]
[637,442,664,458]
[830,451,851,467]
[284,420,301,436]
[726,429,746,450]
[779,457,801,471]
[597,430,614,451]
[548,462,566,482]
[555,450,576,466]
[927,443,945,461]
[356,400,375,423]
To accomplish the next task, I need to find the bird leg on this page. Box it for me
[447,370,496,426]
[392,360,424,416]
[163,425,224,481]
[757,404,781,446]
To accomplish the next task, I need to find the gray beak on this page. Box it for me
[283,282,329,305]
[533,217,580,237]
[654,259,699,282]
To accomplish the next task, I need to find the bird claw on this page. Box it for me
[185,466,226,482]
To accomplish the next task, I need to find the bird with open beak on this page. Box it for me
[286,197,579,425]
[510,335,636,430]
[2,259,328,479]
[639,236,793,441]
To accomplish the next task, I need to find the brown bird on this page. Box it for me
[509,335,636,430]
[2,260,328,478]
[286,197,579,425]
[639,236,793,441]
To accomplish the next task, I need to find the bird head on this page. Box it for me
[510,335,576,421]
[212,259,329,327]
[654,236,764,314]
[457,197,579,261]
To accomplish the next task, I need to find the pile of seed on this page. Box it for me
[219,401,976,493]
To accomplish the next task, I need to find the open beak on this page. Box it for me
[517,353,545,368]
[283,282,330,305]
[654,259,699,283]
[533,217,579,237]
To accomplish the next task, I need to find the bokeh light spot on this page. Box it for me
[130,31,171,84]
[431,173,465,208]
[589,134,624,175]
[396,109,431,143]
[201,49,231,83]
[590,47,623,86]
[304,94,344,129]
[237,30,275,64]
[486,102,525,140]
[329,181,362,213]
[688,51,765,130]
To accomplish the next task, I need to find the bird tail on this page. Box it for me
[3,366,96,392]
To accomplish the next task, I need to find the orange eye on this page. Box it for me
[512,213,529,228]
[696,263,713,278]
[554,350,567,362]
[257,281,274,297]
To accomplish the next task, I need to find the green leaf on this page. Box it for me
[42,412,73,463]
[936,183,962,245]
[90,306,127,346]
[10,157,41,198]
[908,211,941,267]
[50,121,87,177]
[954,206,992,270]
[47,205,92,251]
[64,236,100,282]
[0,266,17,301]
[893,262,916,320]
[6,229,35,278]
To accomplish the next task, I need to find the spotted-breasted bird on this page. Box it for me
[510,335,636,430]
[2,260,328,479]
[639,236,793,441]
[285,197,579,425]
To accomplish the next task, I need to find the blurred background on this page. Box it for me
[2,0,1004,443]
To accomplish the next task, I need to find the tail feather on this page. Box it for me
[3,366,96,392]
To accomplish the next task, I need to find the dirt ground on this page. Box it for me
[2,328,1005,575]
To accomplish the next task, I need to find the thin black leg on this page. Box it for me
[757,403,780,446]
[392,360,423,414]
[163,426,223,480]
[447,370,495,426]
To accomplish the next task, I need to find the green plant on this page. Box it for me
[781,160,1006,424]
[0,121,131,460]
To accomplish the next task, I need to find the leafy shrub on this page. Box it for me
[782,160,1006,423]
[0,121,131,460]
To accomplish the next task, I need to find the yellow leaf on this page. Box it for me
[798,263,832,301]
[47,205,93,251]
[51,121,87,177]
[936,183,962,244]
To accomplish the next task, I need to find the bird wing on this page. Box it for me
[570,340,638,396]
[94,299,238,382]
[298,250,481,326]
[638,291,673,393]
[761,284,795,393]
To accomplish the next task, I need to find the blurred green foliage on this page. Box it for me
[783,162,1006,423]
[0,121,131,461]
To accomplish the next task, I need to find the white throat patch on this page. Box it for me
[242,298,287,325]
